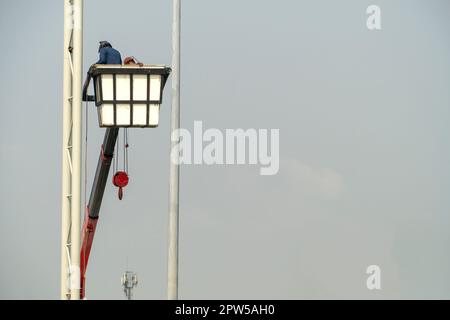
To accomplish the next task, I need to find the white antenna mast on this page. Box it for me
[121,271,138,300]
[60,0,83,300]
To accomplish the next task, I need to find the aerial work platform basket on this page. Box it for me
[83,64,172,128]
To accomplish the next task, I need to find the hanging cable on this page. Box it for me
[116,129,120,173]
[123,129,126,172]
[82,98,89,277]
[112,133,116,175]
[112,128,129,200]
[124,128,129,174]
[84,99,89,212]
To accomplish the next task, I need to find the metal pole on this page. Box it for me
[70,0,83,300]
[60,0,73,300]
[168,0,181,300]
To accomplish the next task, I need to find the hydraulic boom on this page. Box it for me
[80,127,119,299]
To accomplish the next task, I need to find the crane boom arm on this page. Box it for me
[80,127,119,299]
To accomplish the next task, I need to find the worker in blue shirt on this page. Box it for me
[97,41,122,64]
[83,41,122,101]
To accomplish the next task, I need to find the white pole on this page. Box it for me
[60,0,73,300]
[70,0,83,300]
[168,0,181,300]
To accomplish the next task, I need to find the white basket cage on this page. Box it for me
[84,65,171,128]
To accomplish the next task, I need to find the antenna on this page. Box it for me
[121,271,138,300]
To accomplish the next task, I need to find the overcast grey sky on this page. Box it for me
[1,0,450,299]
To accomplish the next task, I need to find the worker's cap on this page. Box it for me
[98,41,112,52]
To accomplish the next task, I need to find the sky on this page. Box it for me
[0,0,450,299]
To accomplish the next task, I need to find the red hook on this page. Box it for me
[113,171,129,200]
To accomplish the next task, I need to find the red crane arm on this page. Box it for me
[80,128,119,299]
[80,210,98,298]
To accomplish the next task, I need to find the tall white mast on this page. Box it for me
[60,0,83,300]
[168,0,181,300]
[70,0,83,301]
[60,0,72,300]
